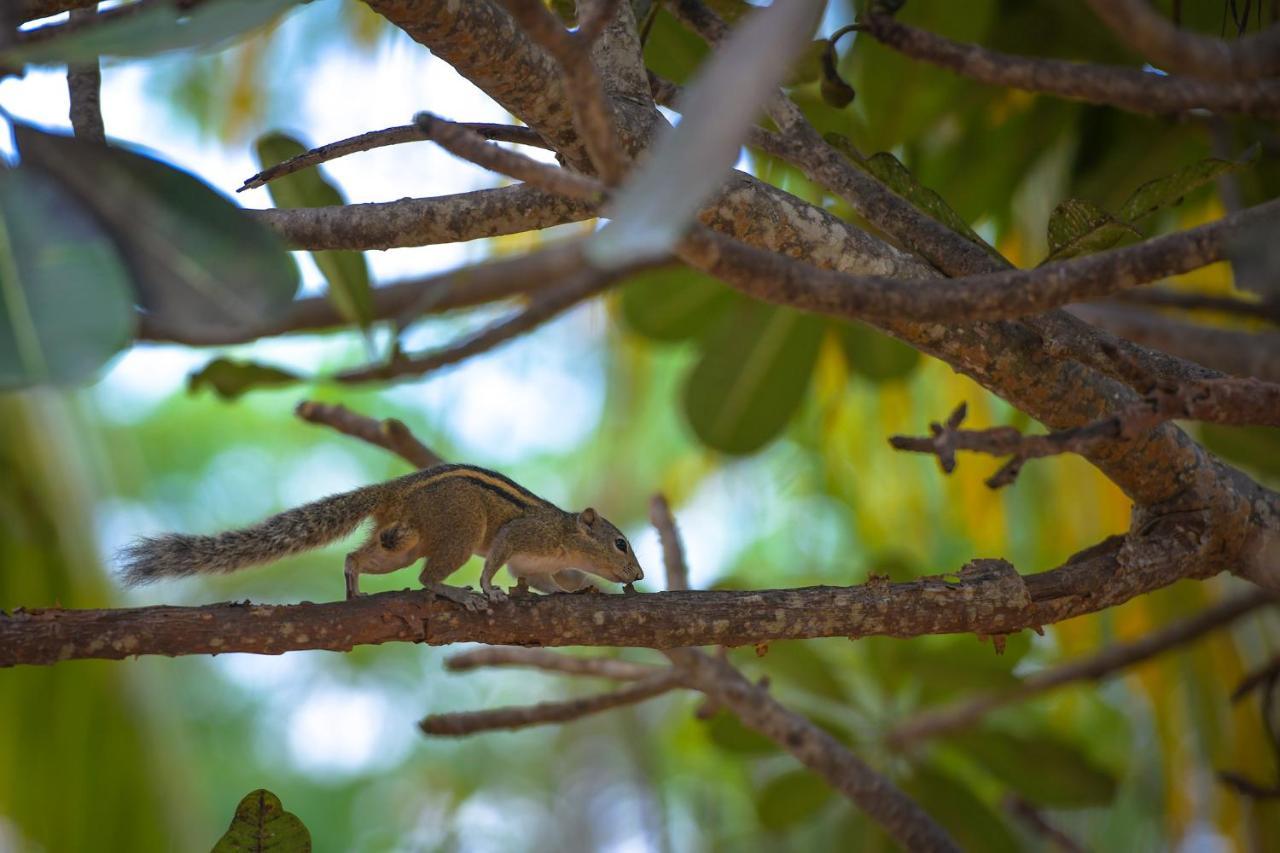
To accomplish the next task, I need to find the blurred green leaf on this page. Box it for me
[188,357,300,400]
[254,132,372,329]
[1043,198,1140,263]
[1118,146,1258,224]
[683,301,823,454]
[755,769,833,831]
[866,633,1030,700]
[704,711,779,755]
[904,763,1020,853]
[620,267,739,342]
[15,124,299,340]
[212,789,311,852]
[786,40,829,87]
[835,322,921,382]
[951,730,1117,807]
[826,137,999,258]
[1199,424,1280,480]
[753,640,848,701]
[0,167,133,389]
[4,0,301,65]
[642,8,709,85]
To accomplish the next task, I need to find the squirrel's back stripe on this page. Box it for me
[400,464,556,510]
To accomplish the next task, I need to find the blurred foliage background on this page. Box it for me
[2,0,1280,850]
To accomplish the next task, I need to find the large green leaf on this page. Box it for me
[755,769,833,831]
[0,166,133,389]
[619,267,738,341]
[211,789,311,853]
[751,640,848,701]
[835,321,921,383]
[904,763,1020,853]
[254,132,373,329]
[1199,424,1280,480]
[16,124,299,340]
[683,300,824,454]
[4,0,302,66]
[1118,147,1258,224]
[1043,198,1140,263]
[951,730,1117,807]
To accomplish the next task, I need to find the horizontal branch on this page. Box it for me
[238,122,550,192]
[1109,288,1280,326]
[676,197,1280,324]
[419,670,680,735]
[4,536,1217,667]
[445,646,662,680]
[888,589,1275,745]
[863,11,1280,118]
[1085,0,1280,82]
[249,184,595,251]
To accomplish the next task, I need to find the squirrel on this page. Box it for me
[119,463,644,609]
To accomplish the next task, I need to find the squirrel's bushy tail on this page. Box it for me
[119,485,384,586]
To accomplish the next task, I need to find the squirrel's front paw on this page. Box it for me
[485,587,509,605]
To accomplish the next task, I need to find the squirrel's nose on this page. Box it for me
[634,567,644,581]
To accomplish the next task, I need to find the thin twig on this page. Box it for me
[649,494,689,593]
[294,401,443,469]
[238,123,550,192]
[413,112,605,203]
[890,372,1280,487]
[445,646,663,681]
[1003,794,1086,853]
[1110,288,1280,326]
[1086,0,1280,81]
[419,671,682,735]
[887,590,1274,745]
[862,10,1280,119]
[65,7,103,143]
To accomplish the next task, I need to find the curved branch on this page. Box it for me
[1085,0,1280,82]
[238,122,550,192]
[250,184,595,251]
[677,198,1280,324]
[862,11,1280,119]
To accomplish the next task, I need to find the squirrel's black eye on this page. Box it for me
[614,537,628,552]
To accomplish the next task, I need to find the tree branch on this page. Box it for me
[419,670,681,735]
[444,646,662,681]
[250,183,595,251]
[65,8,103,143]
[1085,0,1280,81]
[1109,288,1280,326]
[294,400,442,468]
[862,10,1280,119]
[887,589,1275,746]
[238,122,550,192]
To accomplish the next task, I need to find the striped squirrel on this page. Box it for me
[120,463,644,609]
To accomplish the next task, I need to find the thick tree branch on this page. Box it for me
[888,589,1275,745]
[862,11,1280,119]
[1086,0,1280,81]
[238,122,550,192]
[250,183,594,251]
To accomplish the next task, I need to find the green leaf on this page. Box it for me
[826,137,999,258]
[951,730,1117,807]
[704,711,778,755]
[254,132,372,329]
[16,123,299,340]
[4,0,302,66]
[619,267,738,342]
[188,358,300,400]
[755,769,833,831]
[0,167,133,389]
[755,641,847,701]
[211,789,311,853]
[1043,198,1140,263]
[683,301,824,454]
[835,322,921,383]
[785,40,828,87]
[904,763,1020,853]
[1118,146,1258,224]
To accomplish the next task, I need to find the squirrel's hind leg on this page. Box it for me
[344,523,421,600]
[415,510,487,611]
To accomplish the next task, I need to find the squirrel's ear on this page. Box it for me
[578,507,598,528]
